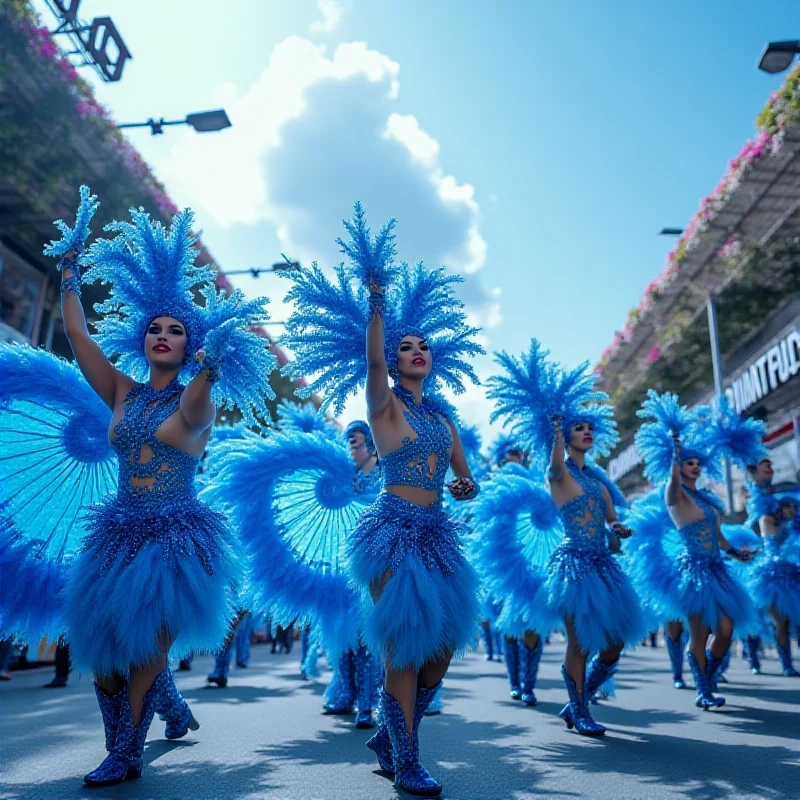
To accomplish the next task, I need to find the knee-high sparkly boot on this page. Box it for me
[92,682,125,755]
[584,654,619,705]
[323,650,356,714]
[776,640,800,676]
[84,671,169,786]
[665,633,687,688]
[382,686,442,796]
[366,686,394,773]
[355,645,378,728]
[558,665,605,736]
[156,667,200,740]
[521,639,543,706]
[745,635,762,674]
[481,626,494,661]
[707,649,730,694]
[687,652,724,709]
[207,641,233,687]
[503,638,521,699]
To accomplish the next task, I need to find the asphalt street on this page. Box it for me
[1,642,798,800]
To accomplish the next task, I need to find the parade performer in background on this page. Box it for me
[635,392,762,710]
[322,420,383,726]
[280,204,483,796]
[469,438,557,706]
[746,461,800,676]
[44,187,278,786]
[488,340,644,737]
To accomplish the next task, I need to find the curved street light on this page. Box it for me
[757,41,800,74]
[117,109,231,135]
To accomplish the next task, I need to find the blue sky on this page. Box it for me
[34,0,793,431]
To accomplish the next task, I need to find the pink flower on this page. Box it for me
[647,346,661,364]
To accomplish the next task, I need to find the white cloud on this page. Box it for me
[158,34,500,423]
[310,0,345,34]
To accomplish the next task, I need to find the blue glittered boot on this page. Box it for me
[687,652,724,709]
[156,668,200,740]
[503,638,521,699]
[558,665,605,736]
[366,686,394,774]
[494,630,504,661]
[481,626,494,660]
[713,649,731,685]
[84,670,168,786]
[584,655,619,705]
[745,635,762,674]
[776,640,800,676]
[665,633,687,688]
[521,639,543,706]
[383,687,442,797]
[323,650,356,714]
[706,649,729,696]
[423,684,444,716]
[92,682,125,755]
[207,642,232,687]
[355,646,377,728]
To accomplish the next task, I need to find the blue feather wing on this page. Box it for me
[202,431,369,656]
[0,347,117,637]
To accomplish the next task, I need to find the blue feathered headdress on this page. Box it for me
[487,339,618,459]
[634,390,703,485]
[488,432,531,469]
[45,187,279,426]
[704,395,766,471]
[281,204,484,415]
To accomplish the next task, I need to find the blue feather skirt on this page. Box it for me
[347,492,480,672]
[63,497,242,675]
[542,543,647,654]
[750,558,800,624]
[668,551,760,635]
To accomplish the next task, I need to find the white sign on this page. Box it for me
[725,328,800,415]
[608,442,643,481]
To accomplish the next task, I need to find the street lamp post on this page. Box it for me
[117,109,231,136]
[222,254,300,278]
[659,228,734,512]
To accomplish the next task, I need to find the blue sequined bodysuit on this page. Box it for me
[83,381,225,574]
[542,458,645,653]
[557,460,609,553]
[354,460,383,497]
[65,380,242,675]
[677,486,722,560]
[381,386,451,495]
[347,386,480,671]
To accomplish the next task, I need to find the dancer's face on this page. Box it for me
[781,501,797,521]
[145,316,188,369]
[681,457,702,481]
[504,449,523,464]
[396,336,431,380]
[348,431,369,465]
[750,458,773,486]
[568,422,594,452]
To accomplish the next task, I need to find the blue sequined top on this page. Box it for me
[558,460,608,551]
[381,386,452,494]
[762,524,790,561]
[111,380,199,511]
[354,460,383,497]
[677,486,721,558]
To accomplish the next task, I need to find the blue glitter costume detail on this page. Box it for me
[63,382,243,675]
[750,521,800,625]
[667,486,759,634]
[542,460,646,654]
[381,386,452,493]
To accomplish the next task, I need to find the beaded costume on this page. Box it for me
[280,204,482,796]
[39,186,277,786]
[348,386,481,672]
